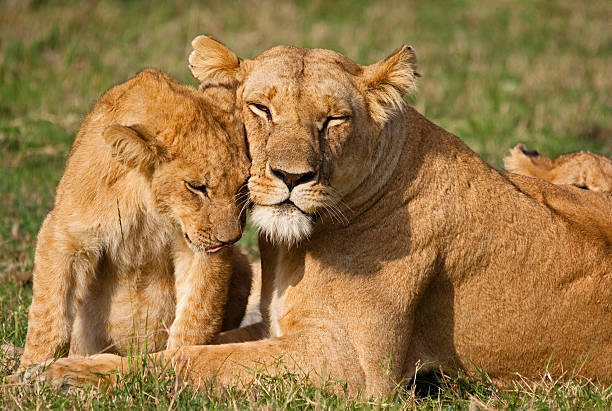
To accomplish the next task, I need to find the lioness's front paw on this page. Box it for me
[5,369,29,385]
[9,354,124,389]
[5,359,69,390]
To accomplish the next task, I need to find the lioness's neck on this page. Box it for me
[335,107,409,222]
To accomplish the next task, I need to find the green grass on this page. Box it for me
[1,0,610,408]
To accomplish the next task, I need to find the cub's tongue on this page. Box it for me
[205,244,228,253]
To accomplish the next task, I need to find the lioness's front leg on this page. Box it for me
[167,244,233,350]
[27,333,372,395]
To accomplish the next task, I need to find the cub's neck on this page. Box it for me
[198,83,239,118]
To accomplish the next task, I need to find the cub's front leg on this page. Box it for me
[19,215,100,370]
[167,243,233,350]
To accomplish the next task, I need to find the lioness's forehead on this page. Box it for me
[244,47,362,102]
[254,46,361,73]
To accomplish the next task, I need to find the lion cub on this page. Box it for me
[19,69,251,370]
[504,143,612,193]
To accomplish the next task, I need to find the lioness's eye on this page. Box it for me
[248,103,271,118]
[185,181,208,197]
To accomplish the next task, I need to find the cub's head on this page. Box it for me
[104,69,250,253]
[189,37,418,245]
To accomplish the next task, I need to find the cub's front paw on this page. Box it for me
[166,335,181,352]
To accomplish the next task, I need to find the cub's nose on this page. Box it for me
[216,231,242,246]
[270,167,316,191]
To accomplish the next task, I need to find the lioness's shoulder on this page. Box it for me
[502,170,612,247]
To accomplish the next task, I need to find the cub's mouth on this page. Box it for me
[183,233,232,254]
[204,244,231,253]
[250,202,314,246]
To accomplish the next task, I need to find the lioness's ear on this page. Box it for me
[103,124,166,171]
[189,35,241,86]
[362,45,419,125]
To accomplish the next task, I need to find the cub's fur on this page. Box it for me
[21,40,612,397]
[504,143,612,193]
[18,69,251,370]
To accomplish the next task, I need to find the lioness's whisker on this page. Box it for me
[234,191,251,203]
[317,196,350,225]
[322,202,345,224]
[239,198,253,217]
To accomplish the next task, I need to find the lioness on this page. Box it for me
[18,38,612,397]
[504,143,612,193]
[18,69,251,370]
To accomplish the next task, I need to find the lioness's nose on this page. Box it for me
[270,168,316,191]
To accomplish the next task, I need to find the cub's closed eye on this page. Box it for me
[185,181,208,196]
[248,103,271,117]
[324,115,350,130]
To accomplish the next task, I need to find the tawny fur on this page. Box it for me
[17,69,252,371]
[22,39,612,397]
[504,143,612,193]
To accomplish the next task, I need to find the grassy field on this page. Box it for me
[1,0,610,408]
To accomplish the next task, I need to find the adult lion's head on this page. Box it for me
[189,36,418,245]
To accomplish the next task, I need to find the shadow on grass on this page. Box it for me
[412,370,447,397]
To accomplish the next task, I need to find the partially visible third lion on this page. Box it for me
[504,143,612,193]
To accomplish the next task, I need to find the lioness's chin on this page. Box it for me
[251,204,313,246]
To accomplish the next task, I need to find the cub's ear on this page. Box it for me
[189,35,241,86]
[362,45,419,125]
[103,124,166,171]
